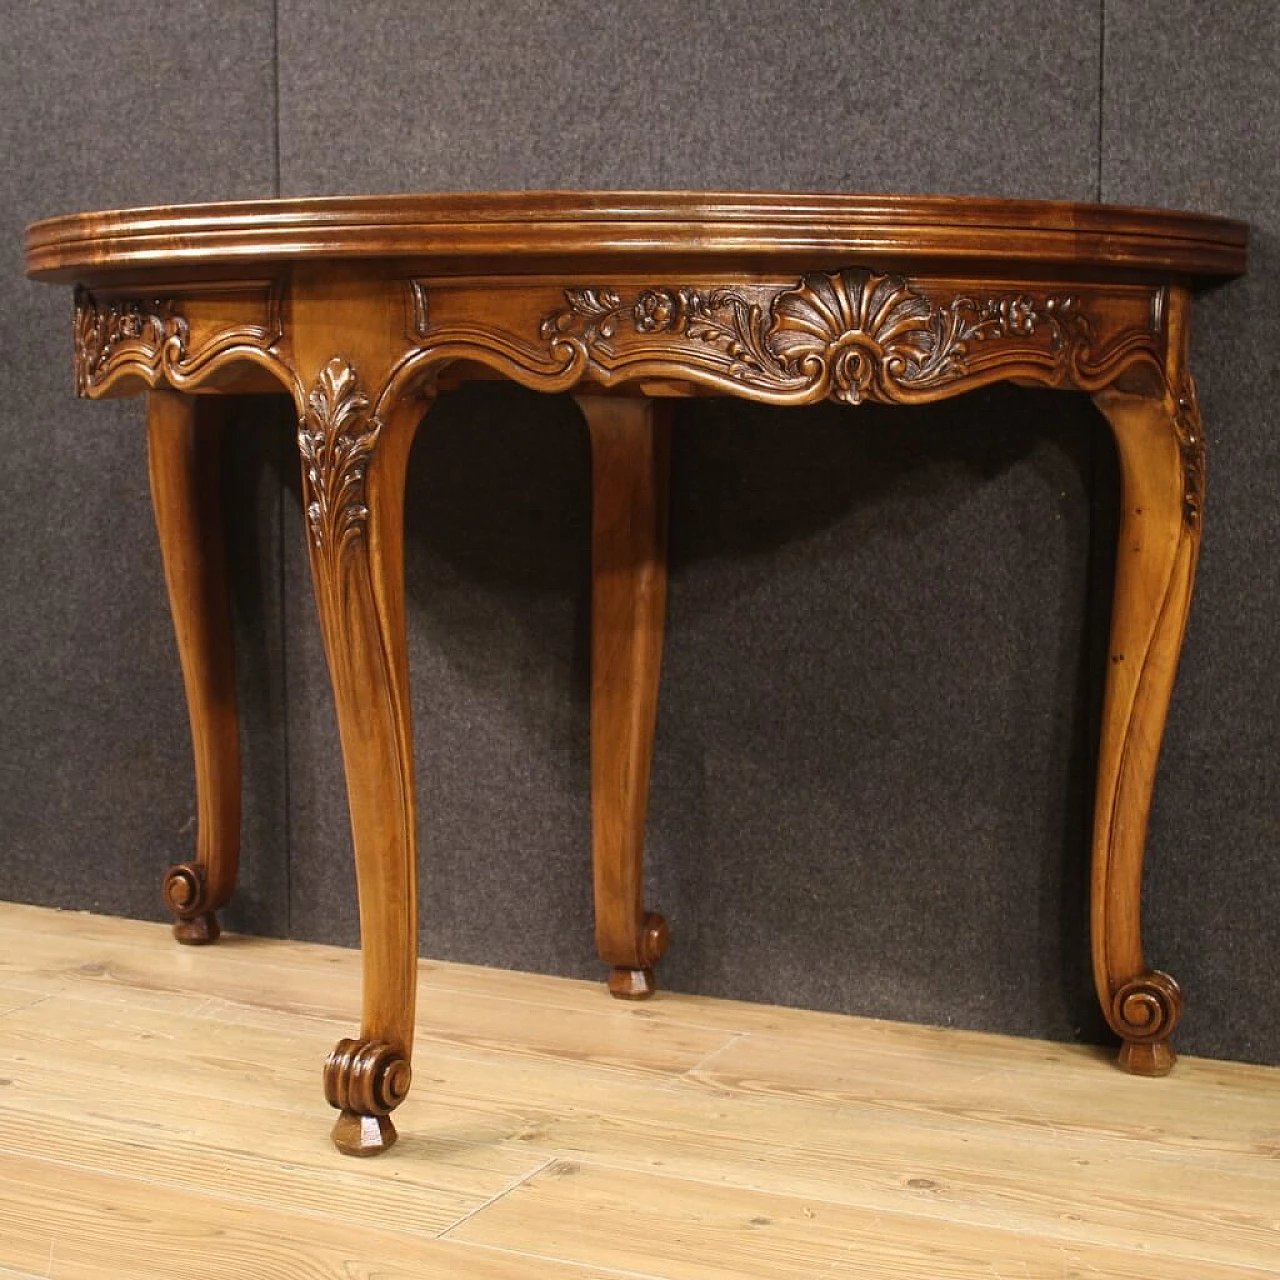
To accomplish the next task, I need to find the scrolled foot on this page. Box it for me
[163,863,221,944]
[323,1037,412,1157]
[607,912,670,1001]
[1111,970,1182,1077]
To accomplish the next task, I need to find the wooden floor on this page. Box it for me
[0,903,1276,1278]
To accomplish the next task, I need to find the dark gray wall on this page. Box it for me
[1,1,290,940]
[3,2,1275,1064]
[1100,3,1280,1064]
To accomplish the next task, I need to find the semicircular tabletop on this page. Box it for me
[22,188,1251,1154]
[26,191,1247,281]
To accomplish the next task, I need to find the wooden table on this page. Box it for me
[26,193,1247,1156]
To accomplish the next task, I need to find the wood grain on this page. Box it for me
[1089,289,1203,1074]
[24,192,1251,1149]
[449,1158,1272,1280]
[10,902,1273,1084]
[291,271,430,1154]
[580,395,672,998]
[146,390,240,944]
[1,906,1276,1278]
[0,1153,612,1280]
[685,1027,1280,1156]
[25,191,1247,280]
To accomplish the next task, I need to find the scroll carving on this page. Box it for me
[409,280,431,338]
[297,358,382,564]
[75,287,189,394]
[162,862,211,918]
[74,283,288,397]
[324,1037,412,1117]
[539,270,1095,404]
[294,357,416,1154]
[1111,970,1183,1044]
[161,862,221,944]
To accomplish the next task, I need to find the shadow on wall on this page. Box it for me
[273,379,1111,1043]
[653,387,1112,1045]
[218,396,295,940]
[272,373,1121,1044]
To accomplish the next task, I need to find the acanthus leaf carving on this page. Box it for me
[539,270,1091,404]
[1172,374,1205,527]
[297,358,382,565]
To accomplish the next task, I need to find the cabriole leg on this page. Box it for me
[146,390,240,945]
[298,361,424,1154]
[577,395,672,999]
[1090,375,1203,1075]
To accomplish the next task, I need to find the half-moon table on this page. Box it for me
[25,192,1248,1156]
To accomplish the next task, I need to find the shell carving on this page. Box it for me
[767,270,937,403]
[540,269,1083,405]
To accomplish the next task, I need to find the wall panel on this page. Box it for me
[277,1,1117,1048]
[1101,0,1279,1061]
[0,2,287,937]
[7,1,1270,1064]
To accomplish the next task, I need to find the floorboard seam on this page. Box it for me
[450,1151,1280,1274]
[3,904,1278,1276]
[677,1030,748,1077]
[436,1155,558,1240]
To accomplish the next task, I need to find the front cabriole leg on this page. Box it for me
[297,356,424,1154]
[1089,297,1204,1076]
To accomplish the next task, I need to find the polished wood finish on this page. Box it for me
[292,270,427,1155]
[25,191,1247,279]
[579,395,673,999]
[26,191,1248,1154]
[145,391,240,944]
[1089,290,1202,1077]
[2,903,1278,1276]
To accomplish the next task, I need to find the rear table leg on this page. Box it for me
[578,395,672,999]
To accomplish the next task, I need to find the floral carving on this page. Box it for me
[74,287,189,394]
[541,270,1087,404]
[297,358,381,559]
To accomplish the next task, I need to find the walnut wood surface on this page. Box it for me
[145,391,240,945]
[26,191,1246,279]
[25,192,1248,1155]
[578,395,673,1000]
[1089,289,1202,1076]
[291,269,425,1155]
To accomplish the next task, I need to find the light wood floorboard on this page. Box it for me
[0,902,1275,1278]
